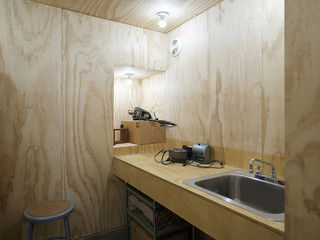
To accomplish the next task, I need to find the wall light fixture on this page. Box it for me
[156,12,169,28]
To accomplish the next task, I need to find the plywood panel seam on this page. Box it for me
[61,8,67,200]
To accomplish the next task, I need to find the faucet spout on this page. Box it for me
[249,158,276,179]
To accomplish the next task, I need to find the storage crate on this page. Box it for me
[121,120,165,144]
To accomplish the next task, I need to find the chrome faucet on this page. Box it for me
[249,158,276,179]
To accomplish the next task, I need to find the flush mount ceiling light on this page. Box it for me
[124,73,133,85]
[156,12,169,28]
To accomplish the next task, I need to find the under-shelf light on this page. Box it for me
[124,73,133,85]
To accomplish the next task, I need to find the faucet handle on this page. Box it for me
[254,165,261,175]
[270,172,276,179]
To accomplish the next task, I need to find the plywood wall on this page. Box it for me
[261,0,285,175]
[0,0,64,239]
[139,0,285,177]
[285,0,320,239]
[0,0,167,239]
[114,78,142,129]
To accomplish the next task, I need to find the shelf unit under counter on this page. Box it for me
[125,183,192,240]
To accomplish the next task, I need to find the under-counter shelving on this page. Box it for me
[125,183,191,240]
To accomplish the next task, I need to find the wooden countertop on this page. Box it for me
[113,153,285,240]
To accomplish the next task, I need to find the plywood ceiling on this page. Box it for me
[31,0,222,33]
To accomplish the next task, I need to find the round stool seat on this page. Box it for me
[24,200,74,224]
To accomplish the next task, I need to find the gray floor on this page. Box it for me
[77,226,126,240]
[75,224,214,240]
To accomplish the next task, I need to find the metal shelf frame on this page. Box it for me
[125,182,195,240]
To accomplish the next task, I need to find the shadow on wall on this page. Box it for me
[0,72,27,211]
[0,72,28,239]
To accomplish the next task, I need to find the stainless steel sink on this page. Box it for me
[183,170,284,221]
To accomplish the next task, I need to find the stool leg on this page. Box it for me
[26,223,34,240]
[64,216,72,240]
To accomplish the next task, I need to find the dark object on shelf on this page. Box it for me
[129,107,153,120]
[113,128,128,145]
[128,107,177,127]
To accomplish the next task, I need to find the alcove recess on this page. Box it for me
[113,66,164,146]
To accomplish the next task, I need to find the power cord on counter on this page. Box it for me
[189,159,224,169]
[154,150,172,165]
[154,149,224,169]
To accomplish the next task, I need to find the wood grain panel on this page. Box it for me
[62,10,126,237]
[61,8,167,71]
[133,0,285,177]
[261,0,285,178]
[285,0,320,239]
[113,142,168,156]
[64,66,116,236]
[1,0,168,239]
[62,9,167,237]
[114,78,142,129]
[114,66,163,80]
[0,0,63,239]
[31,0,222,33]
[113,139,193,156]
[140,73,167,122]
[207,0,262,153]
[165,0,264,150]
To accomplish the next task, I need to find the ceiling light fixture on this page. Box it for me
[124,73,133,85]
[156,12,169,28]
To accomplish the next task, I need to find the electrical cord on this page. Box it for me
[187,154,224,168]
[154,149,224,169]
[188,159,224,169]
[154,150,172,165]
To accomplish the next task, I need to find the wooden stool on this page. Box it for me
[23,200,74,240]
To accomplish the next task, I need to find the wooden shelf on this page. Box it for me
[126,184,191,239]
[128,209,190,238]
[127,184,154,208]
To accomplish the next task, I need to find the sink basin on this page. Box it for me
[183,170,284,221]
